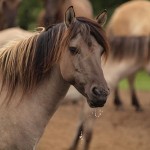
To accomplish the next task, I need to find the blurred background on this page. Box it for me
[17,0,135,30]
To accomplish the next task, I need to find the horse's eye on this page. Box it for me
[69,47,78,55]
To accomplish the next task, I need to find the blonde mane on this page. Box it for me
[0,24,66,102]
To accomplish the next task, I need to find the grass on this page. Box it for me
[119,71,150,91]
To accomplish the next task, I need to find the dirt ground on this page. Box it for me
[37,90,150,150]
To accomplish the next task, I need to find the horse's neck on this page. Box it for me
[0,65,70,149]
[28,65,70,119]
[0,28,33,48]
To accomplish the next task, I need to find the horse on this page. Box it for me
[106,0,150,111]
[0,27,33,48]
[0,0,21,31]
[68,1,150,149]
[0,7,110,150]
[38,0,93,28]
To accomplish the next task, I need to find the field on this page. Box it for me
[37,89,150,150]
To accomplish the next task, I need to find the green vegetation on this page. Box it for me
[119,71,150,90]
[17,0,42,30]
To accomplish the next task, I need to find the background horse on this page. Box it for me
[106,0,150,111]
[69,0,150,149]
[0,0,21,30]
[0,27,33,47]
[0,7,109,150]
[38,0,93,28]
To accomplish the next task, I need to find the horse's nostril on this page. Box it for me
[92,87,109,97]
[92,87,101,96]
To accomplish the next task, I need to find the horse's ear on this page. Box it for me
[96,9,107,27]
[65,6,76,28]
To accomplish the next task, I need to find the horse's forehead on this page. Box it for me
[71,33,100,47]
[70,33,91,46]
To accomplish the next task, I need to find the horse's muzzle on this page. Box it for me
[87,87,110,108]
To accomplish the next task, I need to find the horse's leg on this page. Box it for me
[128,74,143,111]
[69,100,94,150]
[69,121,83,150]
[83,122,93,150]
[69,120,93,150]
[114,86,123,109]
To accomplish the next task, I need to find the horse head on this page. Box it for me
[60,7,110,108]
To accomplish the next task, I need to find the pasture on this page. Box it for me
[37,89,150,150]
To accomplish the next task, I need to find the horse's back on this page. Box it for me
[107,0,150,36]
[0,27,33,48]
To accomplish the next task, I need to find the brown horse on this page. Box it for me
[0,7,109,150]
[0,0,21,30]
[69,1,150,149]
[38,0,93,28]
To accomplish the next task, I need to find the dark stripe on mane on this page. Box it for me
[0,17,109,104]
[109,36,150,62]
[32,23,66,85]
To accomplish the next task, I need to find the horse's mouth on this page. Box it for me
[86,98,106,108]
[89,103,105,108]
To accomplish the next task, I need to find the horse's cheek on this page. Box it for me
[59,60,75,82]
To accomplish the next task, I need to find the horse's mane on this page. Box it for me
[0,17,109,103]
[109,36,150,62]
